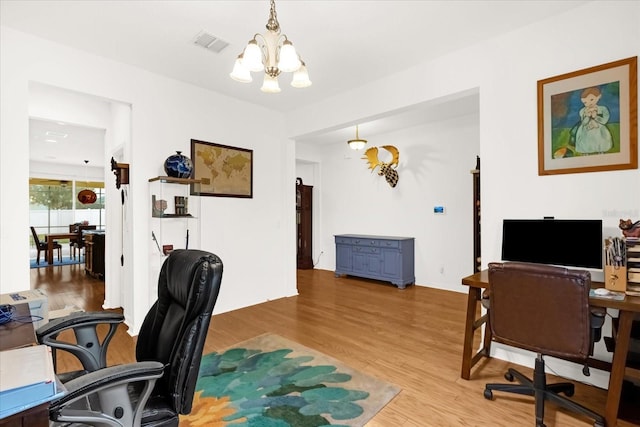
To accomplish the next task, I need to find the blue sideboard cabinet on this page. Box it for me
[335,234,415,289]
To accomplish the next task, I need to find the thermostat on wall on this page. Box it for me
[434,206,445,214]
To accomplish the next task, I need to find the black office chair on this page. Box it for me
[30,226,62,265]
[483,262,605,427]
[38,249,223,427]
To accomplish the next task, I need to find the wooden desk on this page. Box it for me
[44,232,77,265]
[461,269,640,427]
[0,303,36,350]
[0,304,47,426]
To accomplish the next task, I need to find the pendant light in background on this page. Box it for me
[347,125,368,150]
[78,160,97,204]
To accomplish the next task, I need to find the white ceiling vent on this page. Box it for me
[193,31,229,54]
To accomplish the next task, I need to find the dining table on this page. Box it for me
[44,232,78,264]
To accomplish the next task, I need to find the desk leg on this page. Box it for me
[461,287,491,380]
[47,238,54,264]
[605,310,633,427]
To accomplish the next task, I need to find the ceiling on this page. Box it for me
[29,118,105,167]
[1,0,589,160]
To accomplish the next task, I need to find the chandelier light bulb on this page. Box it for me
[278,40,301,72]
[230,54,252,83]
[242,39,264,72]
[291,63,312,88]
[261,74,281,93]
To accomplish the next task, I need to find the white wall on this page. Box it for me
[298,112,480,291]
[290,1,639,388]
[290,0,639,286]
[0,26,297,334]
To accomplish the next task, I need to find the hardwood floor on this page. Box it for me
[31,266,636,426]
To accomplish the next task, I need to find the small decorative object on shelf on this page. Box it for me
[174,196,188,215]
[110,157,130,189]
[152,195,168,217]
[164,151,193,178]
[620,218,640,238]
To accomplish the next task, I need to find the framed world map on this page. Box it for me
[190,139,253,198]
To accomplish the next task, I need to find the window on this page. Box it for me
[29,178,105,244]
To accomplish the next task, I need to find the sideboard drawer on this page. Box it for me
[378,239,400,248]
[353,246,380,254]
[352,238,379,247]
[337,236,381,247]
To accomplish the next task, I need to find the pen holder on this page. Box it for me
[604,265,627,292]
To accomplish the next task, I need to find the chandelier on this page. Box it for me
[230,0,311,93]
[347,125,367,150]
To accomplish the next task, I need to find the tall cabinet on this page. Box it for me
[471,156,481,273]
[149,176,201,304]
[296,178,313,269]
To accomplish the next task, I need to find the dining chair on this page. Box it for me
[30,226,62,265]
[69,224,96,260]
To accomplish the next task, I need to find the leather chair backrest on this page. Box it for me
[488,262,592,360]
[135,249,223,415]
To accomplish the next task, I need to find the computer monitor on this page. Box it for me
[501,218,603,270]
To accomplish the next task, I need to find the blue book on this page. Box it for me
[0,345,58,419]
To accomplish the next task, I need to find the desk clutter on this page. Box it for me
[0,345,63,419]
[604,235,640,295]
[626,237,640,296]
[0,289,48,329]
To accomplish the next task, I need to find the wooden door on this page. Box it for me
[296,180,313,269]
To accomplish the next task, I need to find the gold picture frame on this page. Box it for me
[537,56,637,175]
[190,139,253,198]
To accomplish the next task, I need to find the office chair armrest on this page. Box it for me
[49,361,165,426]
[36,311,125,373]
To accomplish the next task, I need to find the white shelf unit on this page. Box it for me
[148,176,201,305]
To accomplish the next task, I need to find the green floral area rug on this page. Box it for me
[180,333,401,427]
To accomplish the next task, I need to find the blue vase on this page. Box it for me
[164,151,193,178]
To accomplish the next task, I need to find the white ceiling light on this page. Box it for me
[230,0,311,93]
[45,131,68,138]
[347,125,367,150]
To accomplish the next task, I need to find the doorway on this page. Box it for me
[28,82,131,310]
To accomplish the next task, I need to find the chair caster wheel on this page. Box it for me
[564,388,574,397]
[504,372,514,382]
[483,389,493,400]
[594,422,605,427]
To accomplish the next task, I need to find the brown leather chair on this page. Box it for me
[483,262,605,427]
[30,226,61,265]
